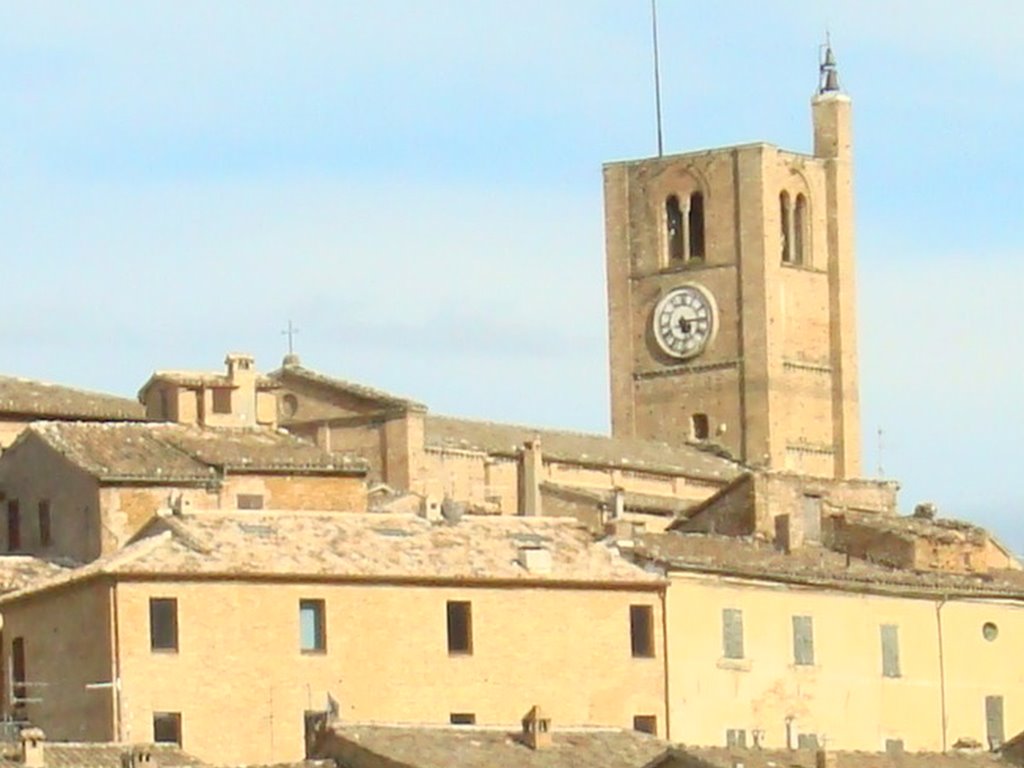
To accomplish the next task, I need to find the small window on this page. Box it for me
[630,605,655,658]
[211,388,232,414]
[237,494,265,510]
[299,599,326,653]
[797,733,820,750]
[801,495,822,544]
[37,501,51,547]
[11,637,25,705]
[793,194,807,265]
[881,624,900,678]
[986,695,1005,750]
[885,739,905,756]
[792,615,814,666]
[150,598,178,652]
[780,191,792,263]
[726,729,747,748]
[447,601,473,655]
[722,608,744,660]
[691,413,710,441]
[450,713,476,725]
[153,712,182,745]
[633,715,657,735]
[666,195,685,263]
[983,622,999,641]
[688,192,705,260]
[7,501,20,552]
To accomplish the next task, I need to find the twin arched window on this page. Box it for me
[780,191,808,265]
[665,192,705,265]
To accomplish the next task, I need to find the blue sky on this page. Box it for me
[1,2,1021,548]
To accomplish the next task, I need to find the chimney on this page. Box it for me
[20,727,45,768]
[519,440,543,517]
[611,487,625,520]
[521,706,552,750]
[815,748,837,768]
[517,546,552,574]
[121,747,153,768]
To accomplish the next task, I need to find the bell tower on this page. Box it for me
[603,44,861,479]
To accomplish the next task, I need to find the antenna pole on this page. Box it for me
[651,0,664,157]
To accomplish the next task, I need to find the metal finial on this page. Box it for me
[818,35,841,94]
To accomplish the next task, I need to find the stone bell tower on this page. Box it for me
[604,44,860,479]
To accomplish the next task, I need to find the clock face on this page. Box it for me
[652,284,717,360]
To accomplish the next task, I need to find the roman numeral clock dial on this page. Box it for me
[651,284,718,360]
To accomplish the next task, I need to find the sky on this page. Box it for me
[1,2,1021,548]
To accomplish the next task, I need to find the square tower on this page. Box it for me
[604,50,860,479]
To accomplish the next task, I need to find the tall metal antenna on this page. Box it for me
[877,426,885,477]
[651,0,664,156]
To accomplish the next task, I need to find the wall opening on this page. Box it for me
[691,413,710,441]
[794,194,807,265]
[688,192,705,260]
[666,195,685,263]
[780,191,792,263]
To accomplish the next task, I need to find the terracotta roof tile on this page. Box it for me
[322,724,671,768]
[634,533,1024,599]
[0,743,201,768]
[24,422,367,482]
[425,416,740,483]
[271,365,424,410]
[0,377,144,421]
[1,513,663,602]
[674,746,1007,768]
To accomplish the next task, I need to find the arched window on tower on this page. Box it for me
[793,194,808,265]
[779,191,792,263]
[688,192,705,260]
[666,195,685,263]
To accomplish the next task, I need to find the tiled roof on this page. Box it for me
[0,512,662,602]
[321,723,670,768]
[0,742,202,768]
[424,416,740,483]
[271,364,424,410]
[0,556,73,594]
[541,483,694,518]
[139,370,278,394]
[23,422,367,482]
[633,533,1024,599]
[671,746,1007,768]
[0,376,144,421]
[838,509,990,545]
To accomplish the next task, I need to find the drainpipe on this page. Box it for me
[110,582,124,742]
[935,596,948,752]
[660,585,671,740]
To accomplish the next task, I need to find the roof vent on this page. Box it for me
[518,546,552,574]
[20,727,45,768]
[522,706,552,750]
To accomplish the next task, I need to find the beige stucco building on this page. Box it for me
[0,512,666,764]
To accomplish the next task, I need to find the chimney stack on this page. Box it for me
[519,440,543,517]
[521,705,552,750]
[120,746,153,768]
[20,727,45,768]
[815,748,838,768]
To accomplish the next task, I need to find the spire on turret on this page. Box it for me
[817,34,841,94]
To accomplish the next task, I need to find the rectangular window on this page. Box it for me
[726,729,747,748]
[37,501,51,547]
[722,608,744,659]
[802,495,822,543]
[149,598,178,652]
[885,739,905,756]
[630,605,655,658]
[299,599,326,653]
[986,695,1005,749]
[880,624,901,678]
[691,413,710,440]
[447,601,472,655]
[633,715,657,735]
[792,615,814,666]
[449,713,476,725]
[153,712,182,745]
[236,494,265,510]
[11,637,25,706]
[7,501,20,552]
[211,388,232,414]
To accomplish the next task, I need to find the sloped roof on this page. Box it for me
[137,371,277,398]
[425,415,740,483]
[541,482,695,518]
[634,532,1024,600]
[0,376,144,421]
[0,512,662,602]
[22,422,366,482]
[0,556,74,593]
[321,723,670,768]
[0,743,202,768]
[271,364,424,410]
[669,746,1007,768]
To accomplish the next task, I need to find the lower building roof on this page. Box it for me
[0,376,144,421]
[670,746,1008,768]
[321,723,671,768]
[0,742,201,768]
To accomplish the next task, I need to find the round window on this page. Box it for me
[280,394,299,418]
[983,622,999,641]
